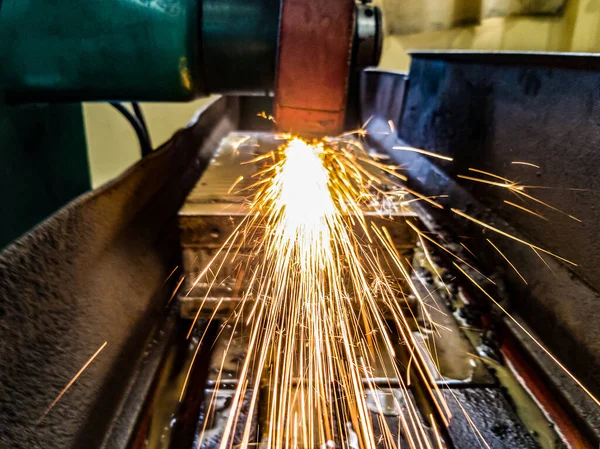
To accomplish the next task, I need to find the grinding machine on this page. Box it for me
[1,1,600,448]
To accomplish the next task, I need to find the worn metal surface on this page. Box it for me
[274,0,355,135]
[0,96,239,449]
[444,388,538,449]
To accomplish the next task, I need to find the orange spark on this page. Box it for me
[511,161,540,169]
[393,146,453,162]
[451,208,577,267]
[38,342,107,423]
[504,200,547,221]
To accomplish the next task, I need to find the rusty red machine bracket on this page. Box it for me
[274,0,356,136]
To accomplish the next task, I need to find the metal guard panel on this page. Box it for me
[0,97,238,449]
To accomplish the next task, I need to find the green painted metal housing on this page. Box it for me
[202,0,280,94]
[0,0,280,247]
[0,0,280,102]
[1,0,203,101]
[0,101,91,249]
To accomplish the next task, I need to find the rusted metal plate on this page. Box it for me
[274,0,355,136]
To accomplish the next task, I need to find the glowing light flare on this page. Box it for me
[187,135,459,449]
[269,138,336,240]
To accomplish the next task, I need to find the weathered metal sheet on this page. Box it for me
[444,388,538,449]
[0,97,239,449]
[362,65,600,442]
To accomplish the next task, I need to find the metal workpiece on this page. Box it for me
[177,132,275,319]
[0,0,281,102]
[177,131,417,320]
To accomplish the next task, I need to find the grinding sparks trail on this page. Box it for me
[184,134,599,449]
[38,342,107,423]
[189,137,452,449]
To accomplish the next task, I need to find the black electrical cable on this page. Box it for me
[131,102,152,150]
[109,102,153,158]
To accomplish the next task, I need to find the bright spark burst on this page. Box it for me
[184,132,599,449]
[190,137,451,449]
[28,127,599,445]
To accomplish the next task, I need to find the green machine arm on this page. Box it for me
[0,0,279,249]
[0,0,381,248]
[0,0,280,101]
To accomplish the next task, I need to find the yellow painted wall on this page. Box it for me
[84,99,213,187]
[379,0,591,72]
[84,0,600,187]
